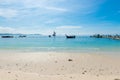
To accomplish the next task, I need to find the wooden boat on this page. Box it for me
[1,36,14,38]
[66,35,76,39]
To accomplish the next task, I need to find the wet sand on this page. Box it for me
[0,52,120,80]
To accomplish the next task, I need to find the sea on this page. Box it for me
[0,35,120,54]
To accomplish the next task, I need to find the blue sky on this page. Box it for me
[0,0,120,35]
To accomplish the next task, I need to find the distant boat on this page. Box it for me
[19,35,26,38]
[48,35,51,38]
[1,36,14,38]
[66,35,76,39]
[52,31,56,37]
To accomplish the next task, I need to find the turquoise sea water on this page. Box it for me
[0,35,120,54]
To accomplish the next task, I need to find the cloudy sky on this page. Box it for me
[0,0,120,35]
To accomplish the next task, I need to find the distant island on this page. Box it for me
[0,33,42,38]
[90,34,120,40]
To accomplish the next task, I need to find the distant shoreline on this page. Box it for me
[0,48,120,55]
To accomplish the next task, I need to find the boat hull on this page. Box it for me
[66,35,76,39]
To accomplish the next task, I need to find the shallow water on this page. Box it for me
[0,36,120,54]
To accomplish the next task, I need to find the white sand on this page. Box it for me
[0,52,120,80]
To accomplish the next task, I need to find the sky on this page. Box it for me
[0,0,120,35]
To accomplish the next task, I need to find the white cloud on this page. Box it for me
[0,8,18,18]
[0,26,15,33]
[0,0,69,19]
[44,7,67,12]
[53,26,83,35]
[0,0,103,17]
[0,0,68,11]
[45,18,61,24]
[56,26,82,29]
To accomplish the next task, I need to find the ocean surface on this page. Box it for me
[0,35,120,54]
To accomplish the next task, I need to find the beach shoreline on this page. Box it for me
[0,51,120,80]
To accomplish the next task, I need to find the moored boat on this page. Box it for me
[1,36,14,38]
[66,35,76,39]
[19,35,26,38]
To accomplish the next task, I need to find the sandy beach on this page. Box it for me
[0,52,120,80]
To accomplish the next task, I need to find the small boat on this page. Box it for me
[66,35,76,39]
[48,35,51,38]
[52,31,56,37]
[1,36,14,38]
[19,35,26,38]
